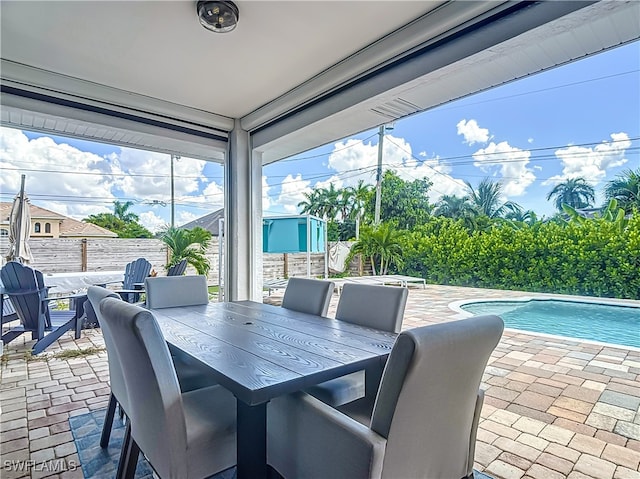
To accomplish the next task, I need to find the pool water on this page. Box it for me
[460,300,640,348]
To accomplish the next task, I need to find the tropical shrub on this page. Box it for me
[346,223,404,275]
[161,226,212,276]
[398,214,640,299]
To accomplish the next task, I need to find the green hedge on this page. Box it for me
[398,215,640,299]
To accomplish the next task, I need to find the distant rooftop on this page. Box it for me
[0,201,117,238]
[180,208,224,236]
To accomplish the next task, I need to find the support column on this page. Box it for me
[225,120,263,301]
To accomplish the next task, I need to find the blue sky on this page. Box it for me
[1,41,638,232]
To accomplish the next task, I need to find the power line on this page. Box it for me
[434,69,640,111]
[4,133,635,181]
[275,132,379,163]
[0,164,223,181]
[3,128,636,211]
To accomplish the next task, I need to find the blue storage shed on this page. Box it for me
[262,215,327,277]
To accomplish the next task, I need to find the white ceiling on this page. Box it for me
[1,1,639,163]
[0,1,437,119]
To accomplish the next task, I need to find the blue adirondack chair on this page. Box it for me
[1,295,18,325]
[166,258,188,276]
[119,258,152,303]
[1,262,82,354]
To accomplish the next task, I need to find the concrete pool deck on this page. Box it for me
[1,284,639,479]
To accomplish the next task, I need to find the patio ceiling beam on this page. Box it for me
[0,90,227,162]
[251,0,595,163]
[0,59,235,134]
[240,0,500,133]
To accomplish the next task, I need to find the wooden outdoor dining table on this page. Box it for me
[150,300,398,479]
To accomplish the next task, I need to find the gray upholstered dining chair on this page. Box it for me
[144,275,217,389]
[144,275,209,309]
[99,297,237,479]
[267,315,504,479]
[305,283,408,407]
[281,277,335,317]
[88,285,217,452]
[87,286,127,449]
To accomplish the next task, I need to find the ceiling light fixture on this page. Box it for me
[197,1,239,33]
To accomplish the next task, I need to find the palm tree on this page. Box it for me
[161,226,212,275]
[433,195,477,219]
[298,185,342,221]
[113,200,139,222]
[546,177,595,212]
[321,184,341,221]
[298,189,320,217]
[465,178,507,218]
[503,204,538,224]
[604,168,640,214]
[336,188,352,222]
[347,223,403,275]
[346,180,372,237]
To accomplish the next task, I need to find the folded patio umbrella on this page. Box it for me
[5,175,33,264]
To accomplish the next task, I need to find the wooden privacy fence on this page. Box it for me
[0,238,336,284]
[0,238,169,274]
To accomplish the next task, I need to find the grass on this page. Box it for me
[20,346,106,362]
[53,347,105,359]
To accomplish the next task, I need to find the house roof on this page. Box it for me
[58,219,118,238]
[0,201,118,238]
[180,209,224,237]
[0,201,65,222]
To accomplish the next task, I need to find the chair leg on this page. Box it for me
[100,393,117,448]
[116,420,130,479]
[74,314,82,339]
[32,333,59,355]
[116,419,140,479]
[125,440,140,479]
[1,330,25,345]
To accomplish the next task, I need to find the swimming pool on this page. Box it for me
[458,299,640,348]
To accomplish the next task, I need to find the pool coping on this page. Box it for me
[449,295,640,353]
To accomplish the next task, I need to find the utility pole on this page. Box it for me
[374,125,384,225]
[170,155,175,228]
[170,154,180,228]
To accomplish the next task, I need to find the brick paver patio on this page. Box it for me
[1,284,639,479]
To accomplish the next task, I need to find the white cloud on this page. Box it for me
[325,135,418,188]
[457,119,490,145]
[116,149,206,201]
[544,132,630,186]
[415,157,467,201]
[528,138,534,144]
[156,178,223,223]
[472,141,536,196]
[0,128,225,226]
[325,138,378,187]
[0,127,116,219]
[177,211,199,225]
[273,174,312,214]
[318,134,467,204]
[138,211,167,233]
[262,175,272,211]
[199,181,224,209]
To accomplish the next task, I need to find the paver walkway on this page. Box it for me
[1,285,639,479]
